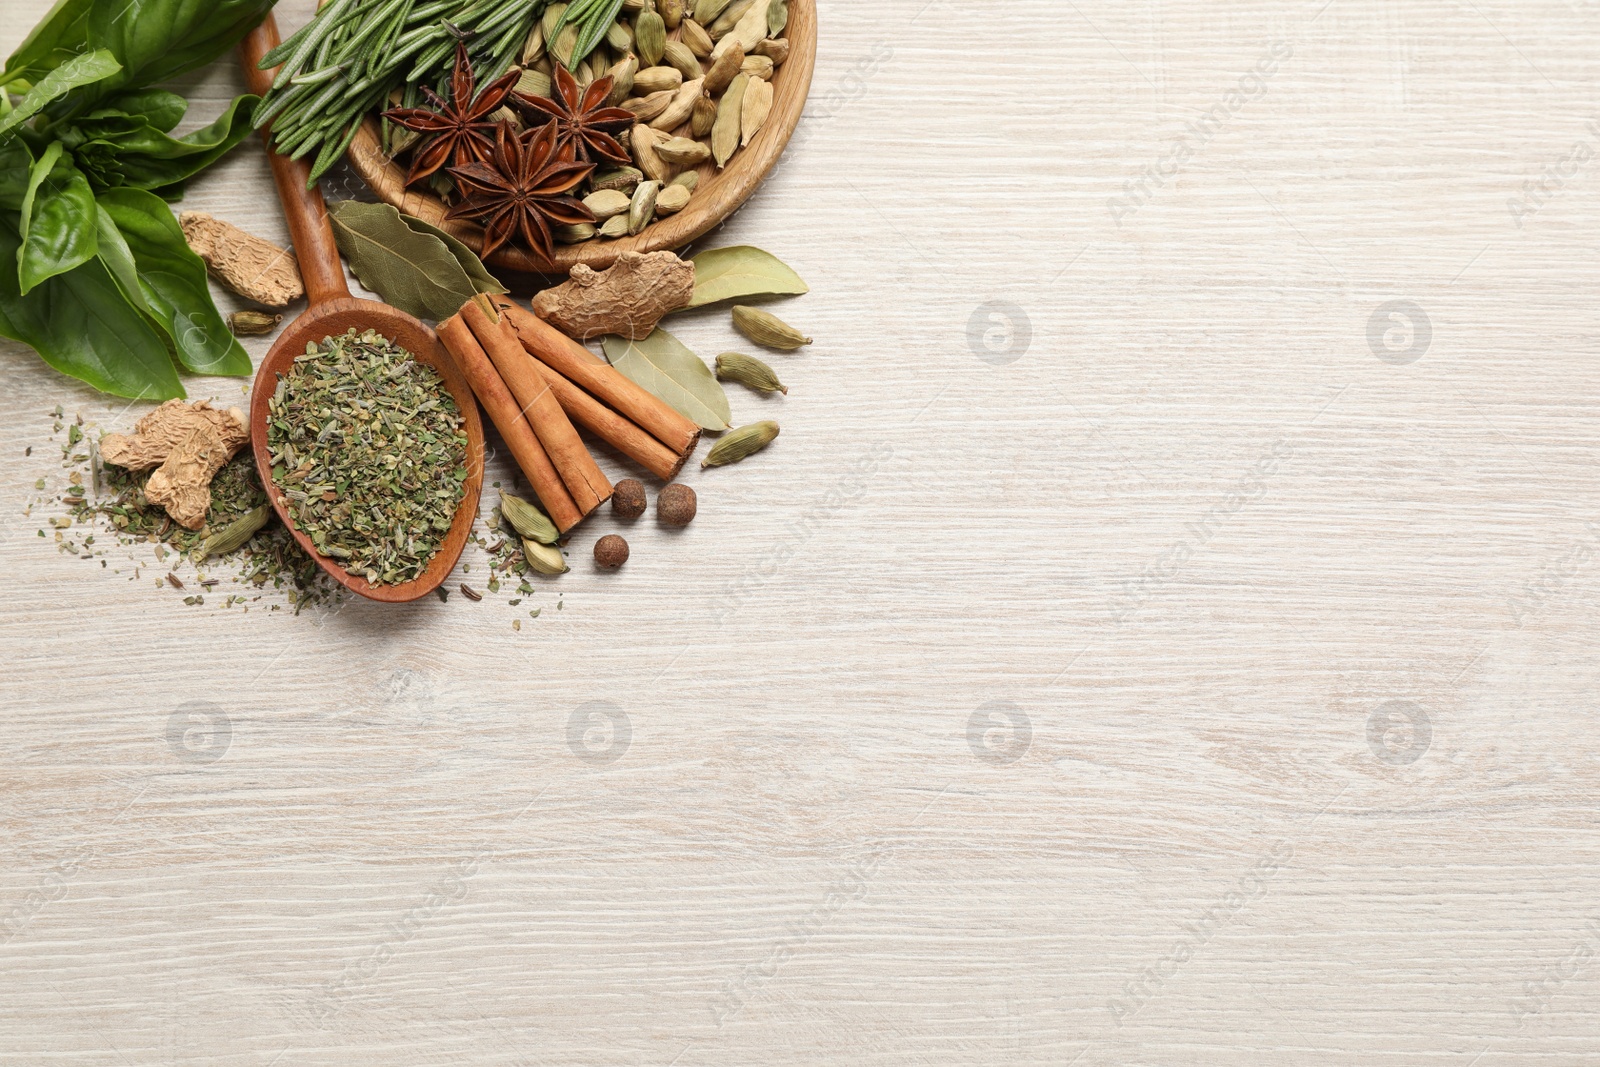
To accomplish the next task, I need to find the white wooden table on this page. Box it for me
[4,0,1600,1062]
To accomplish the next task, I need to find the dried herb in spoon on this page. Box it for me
[266,328,469,585]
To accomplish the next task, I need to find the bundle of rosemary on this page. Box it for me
[253,0,623,181]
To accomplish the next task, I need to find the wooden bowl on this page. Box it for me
[249,297,486,604]
[344,0,817,276]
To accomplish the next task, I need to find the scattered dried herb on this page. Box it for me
[266,328,469,585]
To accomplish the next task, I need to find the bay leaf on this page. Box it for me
[396,213,506,295]
[328,200,478,321]
[603,328,731,431]
[684,244,808,309]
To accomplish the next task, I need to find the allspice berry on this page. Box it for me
[658,483,697,527]
[594,534,629,569]
[612,478,646,519]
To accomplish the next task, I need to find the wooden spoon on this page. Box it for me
[238,15,484,604]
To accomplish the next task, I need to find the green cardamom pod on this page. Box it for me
[605,20,634,54]
[731,305,812,349]
[693,0,734,24]
[602,54,636,105]
[713,72,748,168]
[661,39,700,80]
[228,310,282,336]
[522,537,570,574]
[629,179,661,235]
[715,351,787,394]
[660,0,685,29]
[500,492,559,544]
[195,505,270,559]
[635,9,667,66]
[671,169,700,192]
[702,420,780,468]
[599,213,631,238]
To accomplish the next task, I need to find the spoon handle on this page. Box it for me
[237,15,351,307]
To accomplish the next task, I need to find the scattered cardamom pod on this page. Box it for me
[501,491,559,544]
[767,0,788,35]
[750,36,789,64]
[656,136,711,166]
[740,54,774,80]
[583,188,633,219]
[732,304,811,349]
[194,505,269,559]
[671,170,700,192]
[629,179,661,235]
[704,40,745,95]
[662,40,700,80]
[522,537,569,574]
[650,77,705,131]
[741,76,772,146]
[682,17,714,57]
[713,72,748,168]
[574,57,595,89]
[691,92,718,137]
[702,420,780,468]
[228,310,281,336]
[660,0,685,28]
[592,165,643,193]
[716,351,787,394]
[633,65,683,96]
[623,89,675,122]
[654,182,691,215]
[631,123,674,183]
[634,8,667,65]
[599,213,631,238]
[557,222,597,243]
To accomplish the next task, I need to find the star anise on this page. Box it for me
[382,44,520,187]
[511,63,636,166]
[447,122,596,262]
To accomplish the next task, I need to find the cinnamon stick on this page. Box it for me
[461,299,612,513]
[494,299,701,457]
[533,359,690,481]
[437,312,582,533]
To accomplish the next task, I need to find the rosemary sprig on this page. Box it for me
[254,0,545,183]
[549,0,625,67]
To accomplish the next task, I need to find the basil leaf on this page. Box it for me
[0,138,34,210]
[75,93,257,195]
[17,141,98,295]
[86,0,275,93]
[0,214,182,399]
[0,0,93,88]
[98,88,187,132]
[97,187,249,375]
[0,48,120,140]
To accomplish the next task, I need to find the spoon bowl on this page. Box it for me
[241,17,484,604]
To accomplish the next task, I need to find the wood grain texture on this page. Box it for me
[4,0,1600,1063]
